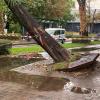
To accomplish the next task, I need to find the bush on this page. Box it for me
[72,38,91,43]
[0,34,21,40]
[8,21,22,33]
[0,39,12,55]
[65,32,79,38]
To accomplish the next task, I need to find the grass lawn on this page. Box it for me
[10,40,100,55]
[10,45,43,55]
[63,41,100,48]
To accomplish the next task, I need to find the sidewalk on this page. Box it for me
[12,39,37,45]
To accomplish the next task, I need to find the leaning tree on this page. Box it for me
[4,0,70,62]
[77,0,88,36]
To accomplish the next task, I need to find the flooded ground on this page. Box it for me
[0,48,100,99]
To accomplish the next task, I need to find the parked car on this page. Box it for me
[45,28,66,43]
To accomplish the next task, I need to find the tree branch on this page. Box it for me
[77,0,86,5]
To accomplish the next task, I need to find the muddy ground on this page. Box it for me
[0,50,100,100]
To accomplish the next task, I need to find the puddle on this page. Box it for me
[37,77,70,91]
[0,70,70,91]
[64,81,96,94]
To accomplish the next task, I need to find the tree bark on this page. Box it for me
[77,0,88,36]
[0,12,3,33]
[4,0,69,62]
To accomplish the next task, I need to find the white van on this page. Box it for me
[45,28,66,43]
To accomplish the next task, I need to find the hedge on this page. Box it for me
[0,34,21,40]
[0,39,12,55]
[72,38,91,43]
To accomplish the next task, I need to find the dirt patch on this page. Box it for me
[0,55,44,71]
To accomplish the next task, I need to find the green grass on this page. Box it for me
[91,41,100,45]
[10,41,100,55]
[88,33,96,37]
[62,41,100,48]
[51,61,69,70]
[62,43,87,48]
[10,44,43,55]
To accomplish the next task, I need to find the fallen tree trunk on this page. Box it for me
[4,0,69,62]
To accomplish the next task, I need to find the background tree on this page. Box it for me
[26,0,74,22]
[0,0,23,33]
[1,0,74,33]
[0,1,5,33]
[77,0,88,36]
[86,0,93,33]
[0,11,3,33]
[77,0,99,34]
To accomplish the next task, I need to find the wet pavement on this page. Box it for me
[0,69,100,100]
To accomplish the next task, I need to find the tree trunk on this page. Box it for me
[0,12,3,33]
[78,1,88,36]
[4,1,69,62]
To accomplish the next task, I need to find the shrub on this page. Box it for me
[0,39,12,55]
[65,32,79,38]
[0,34,21,40]
[72,38,91,43]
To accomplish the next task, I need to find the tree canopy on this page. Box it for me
[25,0,74,21]
[0,0,74,32]
[0,0,74,21]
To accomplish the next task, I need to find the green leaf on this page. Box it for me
[6,0,23,6]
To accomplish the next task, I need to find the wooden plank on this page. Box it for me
[57,53,99,72]
[68,53,99,71]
